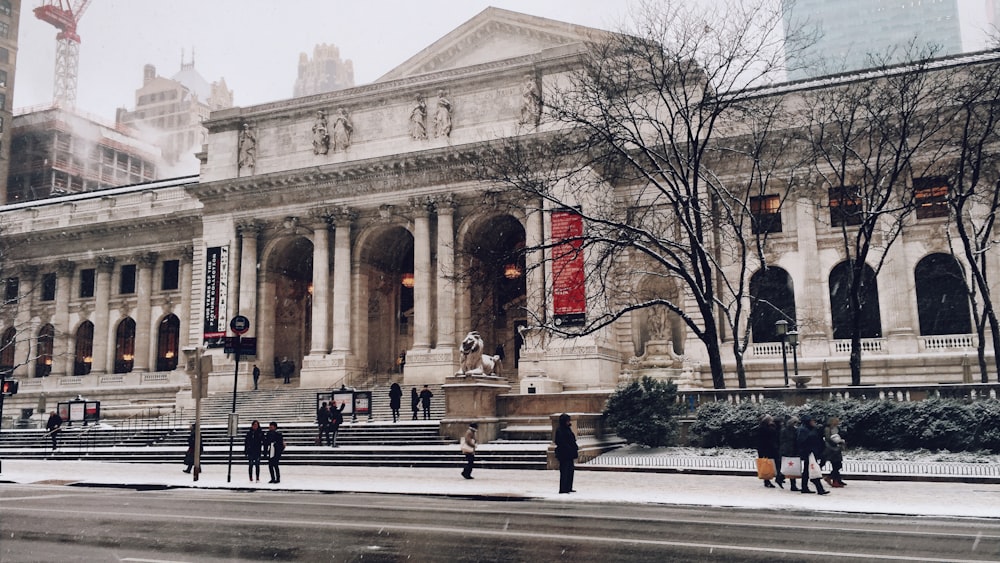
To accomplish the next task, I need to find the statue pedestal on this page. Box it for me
[519,376,563,394]
[441,375,511,442]
[638,340,681,369]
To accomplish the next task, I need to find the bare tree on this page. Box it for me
[797,48,954,386]
[943,57,1000,382]
[473,0,808,388]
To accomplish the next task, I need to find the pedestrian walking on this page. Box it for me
[796,414,829,495]
[316,402,331,445]
[329,401,345,447]
[183,423,203,474]
[419,385,434,420]
[388,382,403,423]
[411,387,419,420]
[461,422,478,479]
[45,410,62,450]
[244,420,264,483]
[555,413,579,493]
[264,421,285,484]
[824,416,847,488]
[779,415,801,492]
[252,364,260,390]
[755,414,782,489]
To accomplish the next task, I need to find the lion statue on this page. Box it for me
[459,331,502,376]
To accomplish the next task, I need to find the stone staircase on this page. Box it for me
[0,383,547,470]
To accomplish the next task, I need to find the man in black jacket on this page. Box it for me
[45,411,62,450]
[264,421,285,484]
[554,413,579,493]
[796,414,829,495]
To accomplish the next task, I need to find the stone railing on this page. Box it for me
[920,334,977,351]
[832,338,885,354]
[750,342,784,357]
[675,382,1000,413]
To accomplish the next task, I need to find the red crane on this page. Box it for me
[34,0,92,107]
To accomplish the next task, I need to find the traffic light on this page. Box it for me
[1,378,17,395]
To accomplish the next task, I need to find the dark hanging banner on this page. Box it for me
[203,245,230,347]
[550,207,586,326]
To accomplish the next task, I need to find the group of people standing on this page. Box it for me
[243,420,286,484]
[757,414,848,495]
[315,401,346,447]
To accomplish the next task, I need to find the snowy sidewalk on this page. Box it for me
[1,459,999,519]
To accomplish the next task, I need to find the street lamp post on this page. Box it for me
[788,330,800,378]
[775,319,789,387]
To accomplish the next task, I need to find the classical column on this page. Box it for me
[237,221,262,336]
[54,260,75,376]
[412,200,432,350]
[436,199,456,350]
[332,211,354,353]
[310,217,331,355]
[180,246,194,347]
[882,237,917,353]
[133,252,157,372]
[91,256,115,375]
[14,267,38,378]
[524,198,545,324]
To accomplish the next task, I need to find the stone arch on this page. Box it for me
[456,211,527,367]
[114,317,136,374]
[750,266,796,343]
[0,326,15,370]
[829,260,882,339]
[156,313,181,371]
[915,253,971,336]
[356,223,414,376]
[35,324,55,378]
[632,274,684,357]
[261,234,314,382]
[74,321,94,376]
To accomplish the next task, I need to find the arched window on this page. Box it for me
[0,326,14,371]
[35,324,55,377]
[114,317,136,374]
[915,253,971,336]
[156,314,180,371]
[750,267,797,342]
[75,321,94,375]
[829,261,882,339]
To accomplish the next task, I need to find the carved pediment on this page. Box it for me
[377,7,608,81]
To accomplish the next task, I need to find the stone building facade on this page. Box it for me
[0,8,995,420]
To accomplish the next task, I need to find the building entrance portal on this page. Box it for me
[464,215,526,375]
[268,237,313,382]
[362,226,414,377]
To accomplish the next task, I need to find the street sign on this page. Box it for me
[230,315,250,335]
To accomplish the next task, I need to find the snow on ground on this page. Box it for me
[600,445,1000,464]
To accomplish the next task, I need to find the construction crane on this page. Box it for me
[34,0,92,107]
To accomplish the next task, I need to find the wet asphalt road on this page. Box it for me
[2,484,999,562]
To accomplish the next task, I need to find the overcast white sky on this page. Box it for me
[15,1,640,120]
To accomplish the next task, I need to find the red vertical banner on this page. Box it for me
[550,208,586,326]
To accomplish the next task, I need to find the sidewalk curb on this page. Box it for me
[578,465,1000,484]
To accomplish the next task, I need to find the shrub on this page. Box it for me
[604,376,681,448]
[689,397,1000,453]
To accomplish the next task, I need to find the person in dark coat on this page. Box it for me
[244,420,265,483]
[45,410,62,450]
[419,385,434,420]
[824,416,847,488]
[252,364,260,390]
[555,413,579,493]
[796,414,829,495]
[461,422,478,479]
[264,421,285,484]
[389,383,403,423]
[411,387,420,420]
[317,402,331,445]
[756,414,782,488]
[778,415,800,491]
[183,424,203,474]
[329,401,345,447]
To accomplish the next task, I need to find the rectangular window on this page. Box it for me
[79,269,95,298]
[750,194,782,234]
[829,185,863,227]
[914,176,949,219]
[161,260,180,291]
[4,276,17,302]
[0,47,8,63]
[0,22,9,39]
[41,273,57,301]
[0,93,7,110]
[0,69,8,88]
[120,264,137,294]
